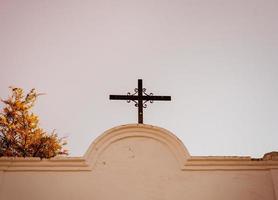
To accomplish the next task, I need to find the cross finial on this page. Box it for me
[109,79,171,124]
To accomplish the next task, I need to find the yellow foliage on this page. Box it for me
[0,87,68,158]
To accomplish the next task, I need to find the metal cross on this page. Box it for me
[109,79,171,124]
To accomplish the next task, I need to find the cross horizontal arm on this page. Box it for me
[110,95,138,100]
[109,95,171,101]
[145,96,171,101]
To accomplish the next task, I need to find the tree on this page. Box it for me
[0,87,67,158]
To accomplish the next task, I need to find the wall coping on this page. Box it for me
[0,124,278,171]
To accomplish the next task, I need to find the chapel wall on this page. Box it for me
[0,124,277,200]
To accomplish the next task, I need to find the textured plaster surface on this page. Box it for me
[271,170,278,199]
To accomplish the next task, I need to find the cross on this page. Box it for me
[109,79,171,124]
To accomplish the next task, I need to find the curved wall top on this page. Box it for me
[84,124,190,169]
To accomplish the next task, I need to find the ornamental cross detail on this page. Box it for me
[109,79,171,124]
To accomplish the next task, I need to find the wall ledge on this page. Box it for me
[0,124,278,172]
[184,156,278,171]
[0,156,91,171]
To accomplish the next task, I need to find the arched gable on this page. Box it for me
[84,124,190,170]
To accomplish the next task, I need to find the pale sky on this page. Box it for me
[1,0,278,157]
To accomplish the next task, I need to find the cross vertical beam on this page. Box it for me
[138,79,143,124]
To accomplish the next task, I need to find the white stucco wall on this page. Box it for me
[0,124,277,200]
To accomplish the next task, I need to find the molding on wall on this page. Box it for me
[0,124,278,172]
[184,156,278,171]
[0,157,91,171]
